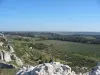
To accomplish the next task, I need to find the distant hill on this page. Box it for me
[1,31,100,36]
[52,32,100,35]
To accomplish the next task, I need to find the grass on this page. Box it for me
[1,38,100,74]
[6,38,100,74]
[55,42,100,54]
[83,36,96,40]
[33,40,100,67]
[0,69,17,75]
[35,40,100,55]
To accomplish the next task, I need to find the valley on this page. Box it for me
[0,32,100,75]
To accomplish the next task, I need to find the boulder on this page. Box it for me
[11,54,23,66]
[17,62,77,75]
[3,52,11,62]
[0,51,11,62]
[17,62,95,75]
[0,42,3,46]
[0,50,23,66]
[89,63,100,75]
[15,57,23,66]
[8,44,15,53]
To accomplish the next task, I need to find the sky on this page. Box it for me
[0,0,100,31]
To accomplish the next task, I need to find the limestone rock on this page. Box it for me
[8,44,15,53]
[15,57,23,66]
[17,62,77,75]
[3,51,11,62]
[0,51,11,62]
[0,50,23,66]
[29,47,33,49]
[0,42,3,46]
[89,63,100,75]
[17,62,94,75]
[11,54,23,66]
[0,34,23,67]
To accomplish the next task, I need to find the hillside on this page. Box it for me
[12,37,100,68]
[53,32,100,35]
[0,33,100,74]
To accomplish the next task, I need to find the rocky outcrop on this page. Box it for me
[0,42,3,46]
[0,50,23,66]
[18,62,100,75]
[0,33,23,67]
[8,44,15,53]
[0,51,11,62]
[17,62,78,75]
[89,63,100,75]
[11,54,23,66]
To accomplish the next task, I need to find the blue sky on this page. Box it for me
[0,0,100,31]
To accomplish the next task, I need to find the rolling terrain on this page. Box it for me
[12,37,100,68]
[0,32,100,75]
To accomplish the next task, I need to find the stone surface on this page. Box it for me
[8,44,15,53]
[17,62,77,75]
[0,33,23,67]
[15,56,23,66]
[0,50,23,66]
[0,42,3,46]
[18,62,100,75]
[3,51,11,62]
[0,51,11,62]
[89,63,100,75]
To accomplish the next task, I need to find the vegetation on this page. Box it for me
[48,35,100,44]
[0,69,17,75]
[1,32,100,74]
[12,37,100,68]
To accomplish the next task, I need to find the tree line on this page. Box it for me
[48,35,100,44]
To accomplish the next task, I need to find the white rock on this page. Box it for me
[15,57,23,66]
[0,51,11,62]
[0,51,4,60]
[17,62,77,75]
[29,47,33,49]
[0,42,3,46]
[89,63,100,75]
[4,52,11,62]
[8,45,15,53]
[0,50,23,66]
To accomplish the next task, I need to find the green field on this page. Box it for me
[10,38,100,69]
[0,69,17,75]
[2,38,100,75]
[83,36,96,40]
[34,40,100,67]
[36,40,100,54]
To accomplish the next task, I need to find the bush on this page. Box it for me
[33,43,48,50]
